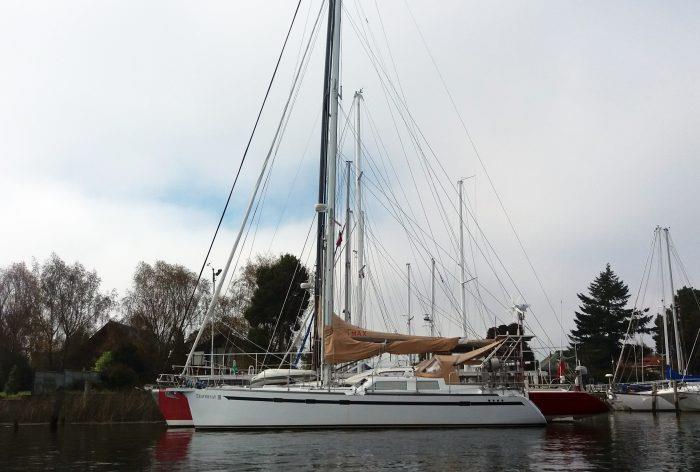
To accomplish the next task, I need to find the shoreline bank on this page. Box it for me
[0,390,164,425]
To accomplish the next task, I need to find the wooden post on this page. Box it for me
[673,380,680,414]
[652,383,657,414]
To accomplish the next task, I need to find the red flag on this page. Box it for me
[557,359,567,377]
[336,230,343,248]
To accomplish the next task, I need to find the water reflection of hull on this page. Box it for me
[528,390,609,420]
[152,388,194,427]
[154,429,194,463]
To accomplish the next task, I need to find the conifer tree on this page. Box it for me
[244,254,310,353]
[569,264,652,377]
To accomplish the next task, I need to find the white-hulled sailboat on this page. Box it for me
[178,0,545,429]
[610,227,700,412]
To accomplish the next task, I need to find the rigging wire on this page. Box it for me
[403,1,565,337]
[182,0,305,328]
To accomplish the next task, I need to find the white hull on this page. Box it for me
[611,391,676,411]
[185,386,546,429]
[659,386,700,411]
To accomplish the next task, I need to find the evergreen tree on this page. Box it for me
[244,254,310,353]
[569,264,652,378]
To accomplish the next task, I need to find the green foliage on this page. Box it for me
[569,264,652,378]
[93,350,114,373]
[4,365,20,394]
[94,343,145,388]
[244,254,310,352]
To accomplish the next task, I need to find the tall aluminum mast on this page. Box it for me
[658,227,671,375]
[321,0,342,386]
[458,178,467,337]
[312,0,336,372]
[430,257,436,337]
[354,90,365,328]
[664,227,684,373]
[407,263,412,334]
[343,160,352,323]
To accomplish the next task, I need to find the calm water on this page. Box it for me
[1,414,699,471]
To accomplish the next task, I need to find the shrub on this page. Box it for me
[93,351,114,373]
[4,365,20,394]
[102,363,138,389]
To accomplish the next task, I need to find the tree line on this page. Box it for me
[568,264,700,381]
[0,253,309,391]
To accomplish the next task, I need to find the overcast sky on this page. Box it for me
[2,1,699,352]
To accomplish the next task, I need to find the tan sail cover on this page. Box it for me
[323,315,459,364]
[452,339,503,365]
[414,355,461,384]
[414,339,504,384]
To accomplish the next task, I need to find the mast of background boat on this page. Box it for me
[312,0,336,372]
[321,0,342,387]
[210,265,221,379]
[658,227,672,377]
[665,227,685,374]
[430,257,436,336]
[458,178,467,337]
[343,160,352,323]
[406,263,413,364]
[354,90,365,328]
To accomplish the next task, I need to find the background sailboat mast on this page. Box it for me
[658,227,672,375]
[406,263,413,364]
[322,0,342,386]
[354,90,365,328]
[665,227,685,373]
[344,160,352,323]
[430,257,436,337]
[458,178,467,337]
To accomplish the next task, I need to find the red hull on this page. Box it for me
[152,388,193,427]
[528,390,608,419]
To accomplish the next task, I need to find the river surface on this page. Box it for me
[1,413,699,471]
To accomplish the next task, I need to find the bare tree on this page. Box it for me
[0,262,41,356]
[39,254,113,369]
[122,261,208,370]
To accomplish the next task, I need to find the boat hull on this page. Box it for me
[185,387,546,429]
[678,390,700,411]
[657,386,700,411]
[610,391,676,411]
[527,390,608,419]
[152,388,194,427]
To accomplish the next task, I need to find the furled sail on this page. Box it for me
[323,315,459,364]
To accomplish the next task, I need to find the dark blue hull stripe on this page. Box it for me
[222,395,522,406]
